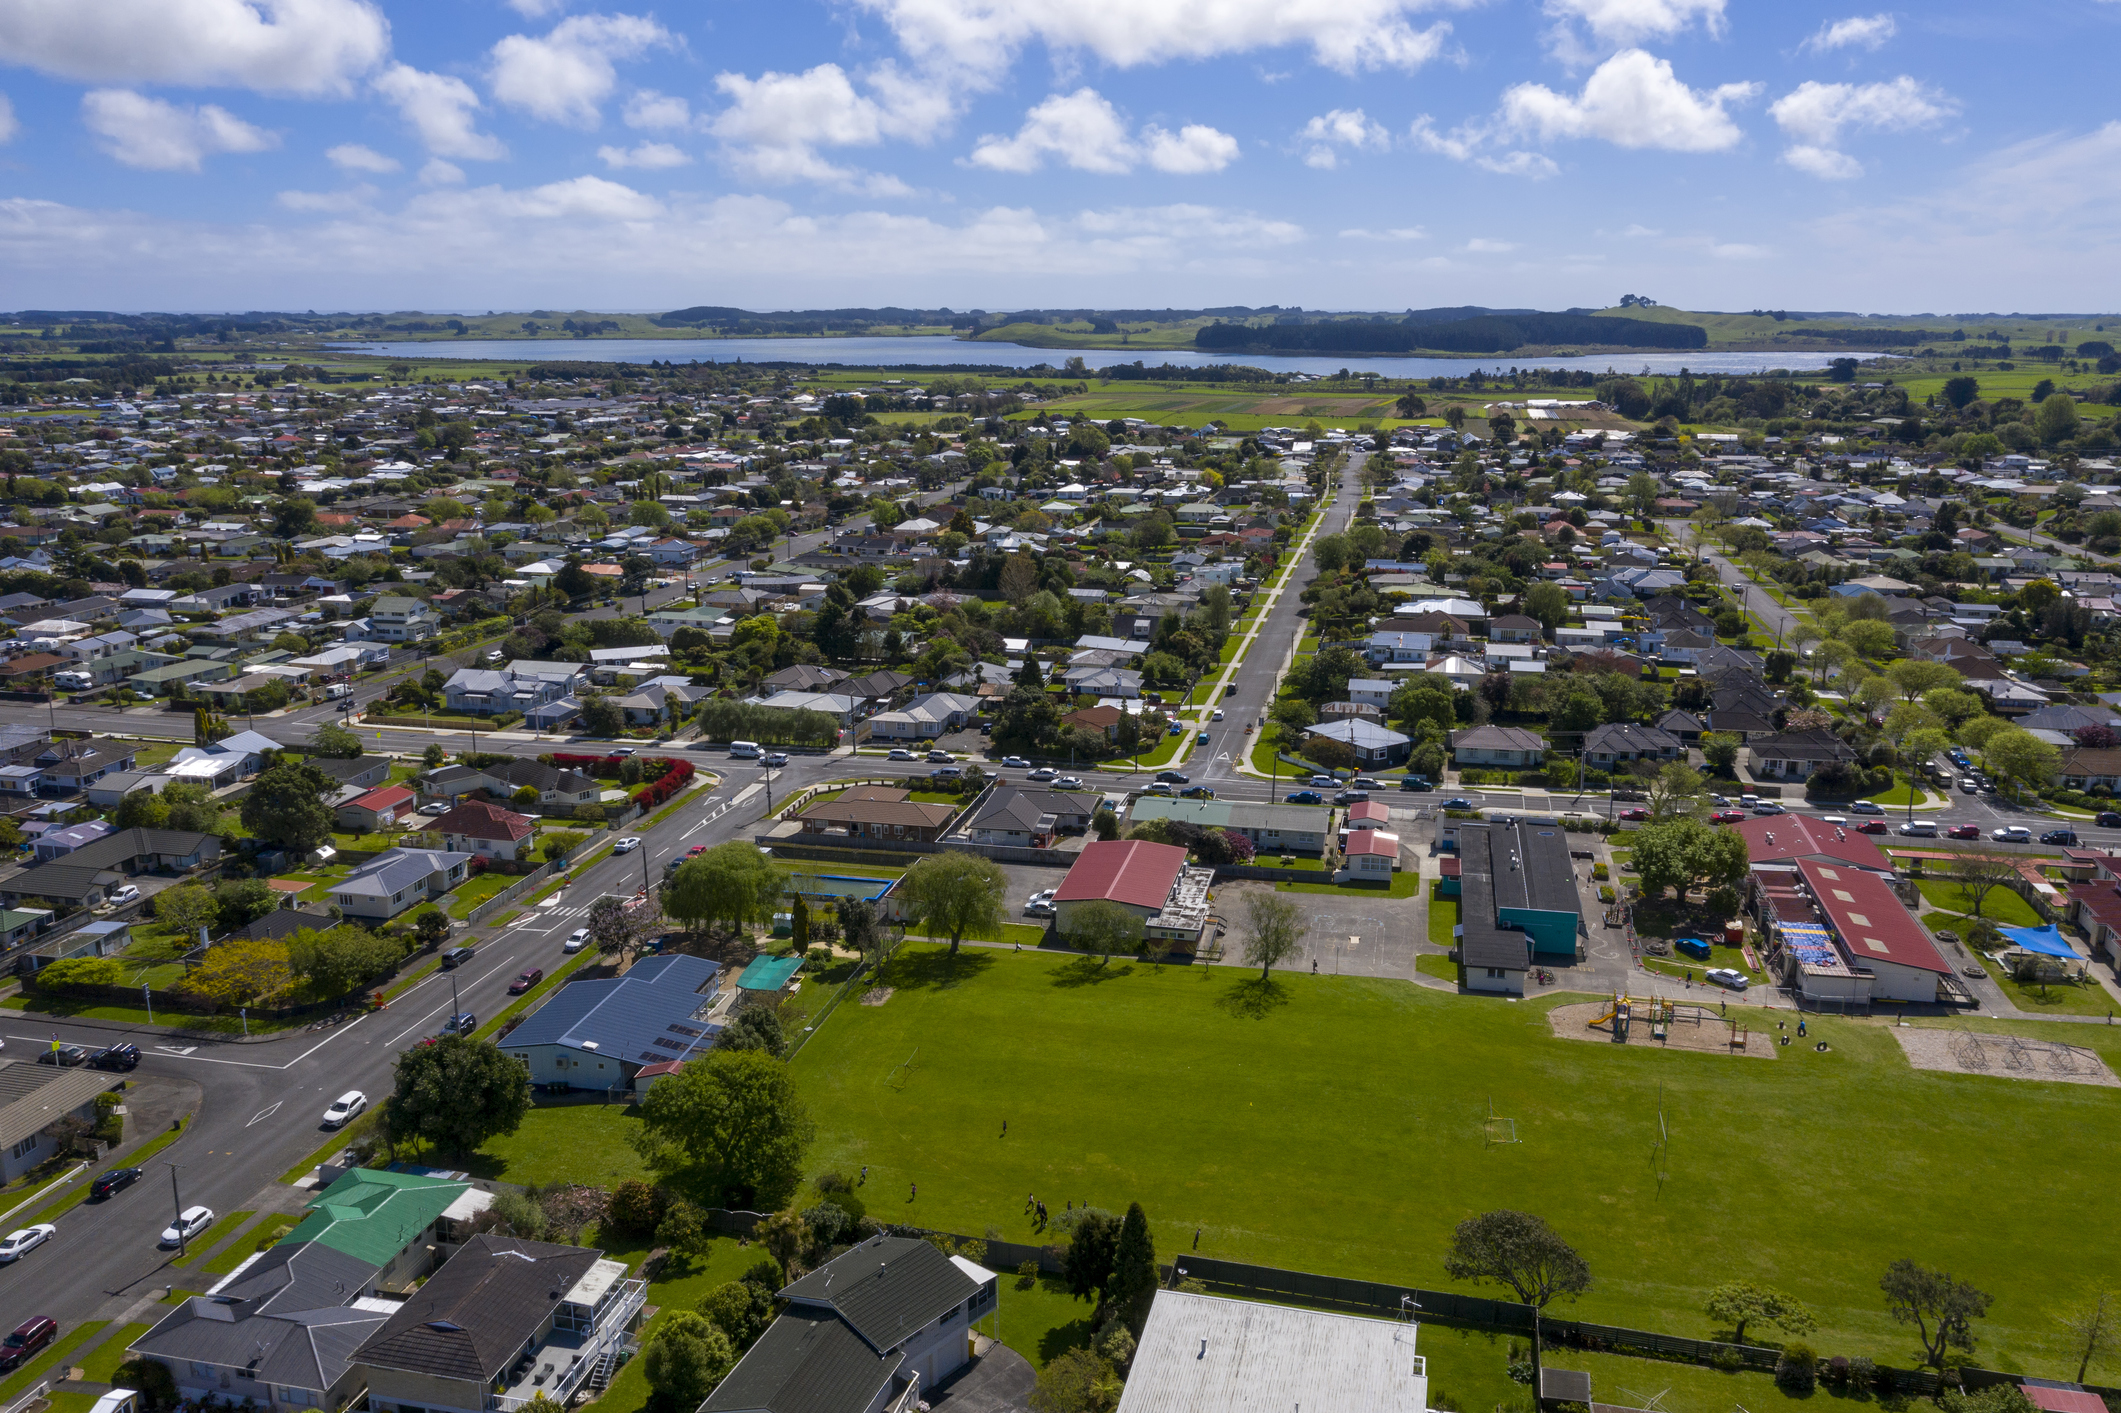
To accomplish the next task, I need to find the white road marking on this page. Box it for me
[246,1102,282,1126]
[157,1045,198,1055]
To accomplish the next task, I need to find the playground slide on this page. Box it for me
[1588,1003,1617,1027]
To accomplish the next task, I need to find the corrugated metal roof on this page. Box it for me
[504,953,721,1067]
[354,1235,602,1383]
[1054,839,1186,910]
[282,1168,468,1269]
[780,1237,978,1354]
[700,1313,900,1413]
[1115,1290,1427,1413]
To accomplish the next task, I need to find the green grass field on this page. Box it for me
[1915,880,2042,929]
[786,942,2121,1377]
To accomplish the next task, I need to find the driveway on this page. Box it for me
[925,1341,1035,1413]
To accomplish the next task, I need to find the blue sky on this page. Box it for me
[1,0,2118,314]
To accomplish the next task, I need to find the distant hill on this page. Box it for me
[1196,311,1707,355]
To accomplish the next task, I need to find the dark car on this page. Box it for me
[2041,828,2080,846]
[440,946,475,969]
[1285,790,1325,805]
[1441,798,1475,811]
[1856,820,1890,834]
[35,1045,87,1068]
[1179,785,1215,799]
[1224,682,1238,696]
[87,1043,139,1072]
[89,1167,142,1201]
[1617,807,1650,822]
[2099,812,2121,828]
[508,969,544,995]
[442,1011,477,1036]
[1399,777,1433,792]
[0,1318,56,1372]
[1333,790,1369,806]
[1155,771,1189,784]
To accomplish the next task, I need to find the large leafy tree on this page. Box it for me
[1881,1258,1991,1370]
[389,1035,532,1159]
[1631,817,1748,902]
[1061,1209,1122,1305]
[177,938,292,1007]
[1064,900,1143,967]
[240,759,337,855]
[311,722,364,758]
[1443,1210,1592,1309]
[1705,1282,1816,1345]
[898,852,1007,955]
[640,1312,734,1413]
[287,925,402,997]
[1106,1202,1159,1333]
[633,1049,815,1209]
[1241,893,1307,980]
[663,841,784,936]
[1981,726,2059,800]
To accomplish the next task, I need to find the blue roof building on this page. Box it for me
[500,954,724,1091]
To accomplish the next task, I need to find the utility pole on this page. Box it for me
[168,1164,188,1258]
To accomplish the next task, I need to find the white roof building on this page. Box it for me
[1117,1290,1429,1413]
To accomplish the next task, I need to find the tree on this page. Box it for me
[1107,1202,1158,1333]
[312,722,364,758]
[114,1357,177,1412]
[640,1312,734,1413]
[836,896,882,962]
[634,1048,815,1208]
[582,695,624,736]
[1838,620,1896,658]
[2063,1292,2115,1384]
[1644,761,1706,821]
[1887,658,1960,701]
[1062,1209,1121,1304]
[1029,1347,1123,1413]
[1631,817,1749,902]
[1706,1283,1817,1345]
[389,1035,532,1158]
[716,1007,787,1058]
[2036,391,2081,445]
[898,852,1007,955]
[1240,893,1307,980]
[608,1179,666,1237]
[665,842,784,936]
[542,829,587,862]
[1523,582,1569,635]
[423,742,448,769]
[117,788,169,830]
[178,938,292,1007]
[1065,899,1143,966]
[287,925,401,996]
[1982,727,2059,799]
[1881,1258,1991,1370]
[214,877,278,929]
[416,910,452,950]
[1942,375,1981,409]
[1950,856,2018,920]
[1700,732,1740,772]
[698,1276,777,1351]
[1443,1210,1591,1309]
[655,1199,710,1260]
[240,760,337,856]
[162,782,222,835]
[154,882,218,942]
[584,893,658,963]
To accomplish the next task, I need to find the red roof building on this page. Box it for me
[430,799,538,860]
[1343,801,1392,830]
[2068,877,2121,956]
[1056,839,1186,915]
[334,784,415,833]
[1729,814,1890,872]
[2022,1389,2107,1413]
[1793,858,1952,1002]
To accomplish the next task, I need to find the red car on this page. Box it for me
[507,968,544,994]
[1711,810,1745,824]
[1946,823,1981,839]
[1856,820,1889,834]
[1617,807,1649,821]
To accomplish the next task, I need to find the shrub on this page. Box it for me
[1775,1341,1817,1392]
[1709,1348,1745,1373]
[1017,1259,1039,1289]
[115,1358,177,1411]
[608,1179,666,1237]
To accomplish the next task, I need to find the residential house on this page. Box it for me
[795,788,956,844]
[31,820,116,862]
[1581,722,1684,769]
[1747,729,1859,781]
[34,737,137,792]
[1363,630,1435,666]
[500,954,723,1087]
[442,663,583,716]
[1448,726,1547,768]
[1125,797,1330,855]
[331,848,474,921]
[0,1061,119,1183]
[865,692,981,741]
[307,756,394,792]
[703,1237,996,1413]
[428,801,539,861]
[1490,614,1544,644]
[1303,718,1411,767]
[962,786,1093,846]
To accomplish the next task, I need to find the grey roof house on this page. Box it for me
[331,848,473,921]
[500,954,723,1089]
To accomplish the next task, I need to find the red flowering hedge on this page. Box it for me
[633,759,694,808]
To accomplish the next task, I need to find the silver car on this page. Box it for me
[1703,968,1749,992]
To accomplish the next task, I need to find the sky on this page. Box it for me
[1,0,2119,315]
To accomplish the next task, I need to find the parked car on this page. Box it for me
[2041,828,2080,846]
[609,746,636,757]
[1856,820,1889,835]
[160,1207,214,1247]
[887,748,918,761]
[2098,812,2121,828]
[1196,730,1210,744]
[1818,816,1849,827]
[1849,800,1884,815]
[612,836,642,853]
[418,801,450,816]
[564,928,590,953]
[1703,968,1749,992]
[1334,791,1370,806]
[1752,802,1787,816]
[108,884,139,905]
[1960,779,1980,794]
[929,766,963,781]
[1945,823,1982,839]
[89,1167,141,1201]
[1054,776,1085,790]
[1617,808,1649,822]
[442,1011,477,1036]
[1180,785,1215,799]
[1210,709,1225,721]
[1143,783,1174,796]
[1441,798,1475,811]
[88,1043,139,1072]
[1399,777,1433,792]
[509,968,544,994]
[1285,790,1325,805]
[1001,756,1031,768]
[1026,767,1057,781]
[1898,821,1938,838]
[1353,777,1383,789]
[35,1045,86,1068]
[762,752,788,768]
[1023,899,1055,918]
[1308,774,1335,787]
[926,750,953,763]
[0,1226,54,1264]
[1992,826,2033,843]
[1156,771,1189,784]
[321,1091,367,1127]
[440,946,475,969]
[0,1319,56,1371]
[1711,810,1745,823]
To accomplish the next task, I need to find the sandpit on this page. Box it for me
[1892,1027,2118,1086]
[1548,1001,1775,1058]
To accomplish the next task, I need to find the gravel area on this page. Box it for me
[1891,1026,2119,1086]
[1548,1001,1776,1059]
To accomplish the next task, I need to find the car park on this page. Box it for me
[1156,771,1189,784]
[564,928,590,952]
[1945,823,1981,839]
[887,748,917,761]
[1002,756,1031,768]
[1856,820,1889,835]
[36,1045,86,1067]
[0,1319,56,1371]
[89,1167,141,1201]
[321,1091,367,1127]
[88,1044,139,1072]
[509,969,544,994]
[161,1207,214,1247]
[1703,968,1749,991]
[1960,779,1980,794]
[1285,790,1325,805]
[440,946,475,969]
[1617,808,1649,821]
[1027,767,1057,781]
[442,1011,477,1036]
[2041,828,2080,846]
[0,1226,55,1264]
[1992,826,2033,843]
[1180,785,1215,798]
[612,837,641,853]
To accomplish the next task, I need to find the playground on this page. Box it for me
[1892,1025,2119,1087]
[1549,996,1774,1058]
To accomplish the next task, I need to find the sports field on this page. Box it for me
[792,943,2121,1378]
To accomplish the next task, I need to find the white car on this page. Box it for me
[108,884,140,905]
[1055,776,1085,790]
[1001,756,1031,768]
[888,748,918,761]
[0,1225,55,1263]
[613,837,641,853]
[564,928,590,953]
[161,1206,214,1247]
[1991,825,2033,843]
[1703,968,1749,992]
[322,1091,367,1127]
[1026,768,1058,782]
[1211,709,1225,721]
[1817,816,1848,828]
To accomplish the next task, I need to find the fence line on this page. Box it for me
[467,860,560,926]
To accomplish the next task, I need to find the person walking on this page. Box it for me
[909,1182,917,1202]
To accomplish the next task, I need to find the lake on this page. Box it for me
[328,335,1874,379]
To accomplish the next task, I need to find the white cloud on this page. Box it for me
[623,89,692,130]
[81,88,278,170]
[1803,13,1895,53]
[1501,49,1759,151]
[1339,226,1426,239]
[278,184,377,211]
[373,64,505,159]
[504,0,566,15]
[327,142,398,172]
[1298,108,1389,169]
[1464,237,1518,252]
[488,13,670,127]
[1406,113,1561,176]
[1478,149,1562,176]
[971,88,1135,172]
[0,94,15,145]
[1769,76,1953,178]
[0,0,389,96]
[709,62,945,185]
[969,89,1240,175]
[1543,0,1724,46]
[598,140,691,169]
[420,158,465,184]
[850,0,1455,78]
[492,174,661,220]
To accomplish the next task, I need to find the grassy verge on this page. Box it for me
[0,1322,107,1405]
[0,1163,87,1222]
[198,1215,288,1277]
[638,777,717,832]
[1916,880,2042,928]
[445,870,519,919]
[78,1324,153,1385]
[170,1210,252,1266]
[1428,892,1459,947]
[1415,953,1461,985]
[1268,872,1422,898]
[0,993,296,1034]
[907,923,1049,949]
[277,1108,384,1187]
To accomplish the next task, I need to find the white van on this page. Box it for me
[1897,820,1939,838]
[728,741,761,759]
[324,682,352,700]
[52,671,93,691]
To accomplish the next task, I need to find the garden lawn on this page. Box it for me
[445,869,518,919]
[585,1238,789,1413]
[171,1210,253,1266]
[1916,880,2042,928]
[781,942,2121,1377]
[78,1323,153,1385]
[1269,872,1421,898]
[1414,953,1461,985]
[469,1103,652,1189]
[1540,1348,1845,1413]
[1427,891,1459,947]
